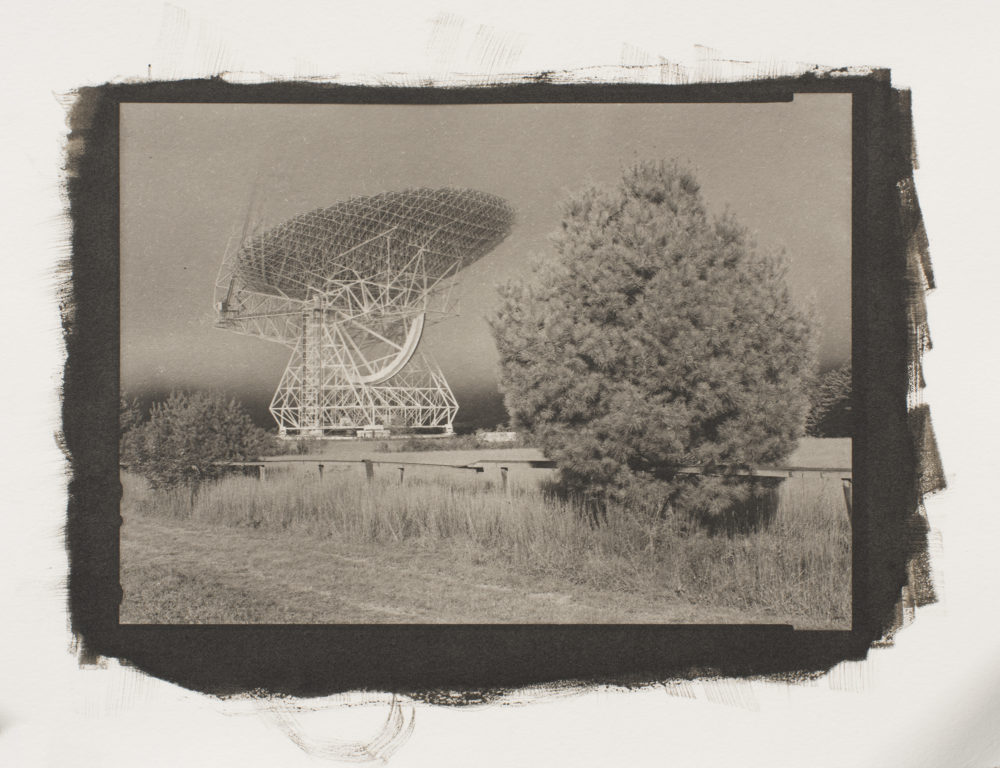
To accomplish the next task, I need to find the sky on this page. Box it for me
[121,95,852,428]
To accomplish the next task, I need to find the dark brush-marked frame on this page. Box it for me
[63,73,939,698]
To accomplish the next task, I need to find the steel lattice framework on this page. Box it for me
[215,188,515,438]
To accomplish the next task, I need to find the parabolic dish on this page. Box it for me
[234,188,515,300]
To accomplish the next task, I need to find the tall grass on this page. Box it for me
[121,466,850,623]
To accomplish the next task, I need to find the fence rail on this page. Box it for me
[213,457,485,485]
[117,456,853,520]
[466,458,851,479]
[465,460,853,520]
[215,457,851,476]
[204,456,852,520]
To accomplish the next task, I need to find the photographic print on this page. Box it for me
[118,95,852,628]
[9,0,975,760]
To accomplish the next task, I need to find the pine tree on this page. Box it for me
[807,363,853,438]
[490,161,818,515]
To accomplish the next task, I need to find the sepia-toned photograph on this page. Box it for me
[119,96,852,628]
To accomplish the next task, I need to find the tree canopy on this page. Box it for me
[121,390,269,489]
[490,161,818,514]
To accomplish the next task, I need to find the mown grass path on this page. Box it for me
[120,512,825,625]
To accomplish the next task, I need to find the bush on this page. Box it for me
[490,160,818,515]
[125,390,269,489]
[120,392,145,465]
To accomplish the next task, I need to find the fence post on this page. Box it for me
[500,466,509,496]
[363,460,374,483]
[318,463,324,480]
[398,466,405,485]
[841,478,853,522]
[258,463,266,482]
[188,466,200,510]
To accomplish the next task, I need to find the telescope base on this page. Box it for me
[269,355,459,439]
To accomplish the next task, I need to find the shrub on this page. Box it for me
[119,392,145,466]
[489,160,818,515]
[126,390,269,489]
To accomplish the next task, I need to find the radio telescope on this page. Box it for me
[214,188,515,438]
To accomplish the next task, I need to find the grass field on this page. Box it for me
[120,438,851,627]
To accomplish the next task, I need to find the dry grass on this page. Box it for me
[121,457,850,626]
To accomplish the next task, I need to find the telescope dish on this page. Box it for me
[234,188,515,300]
[215,188,515,437]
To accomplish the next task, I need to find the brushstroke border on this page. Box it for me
[61,72,941,698]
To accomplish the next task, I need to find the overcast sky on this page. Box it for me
[121,95,851,427]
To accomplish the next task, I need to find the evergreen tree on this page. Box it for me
[806,363,853,438]
[490,161,818,515]
[126,390,269,489]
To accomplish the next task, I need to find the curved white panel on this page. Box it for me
[345,311,426,385]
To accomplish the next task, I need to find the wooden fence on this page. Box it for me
[213,456,853,520]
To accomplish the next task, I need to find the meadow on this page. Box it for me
[119,438,851,627]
